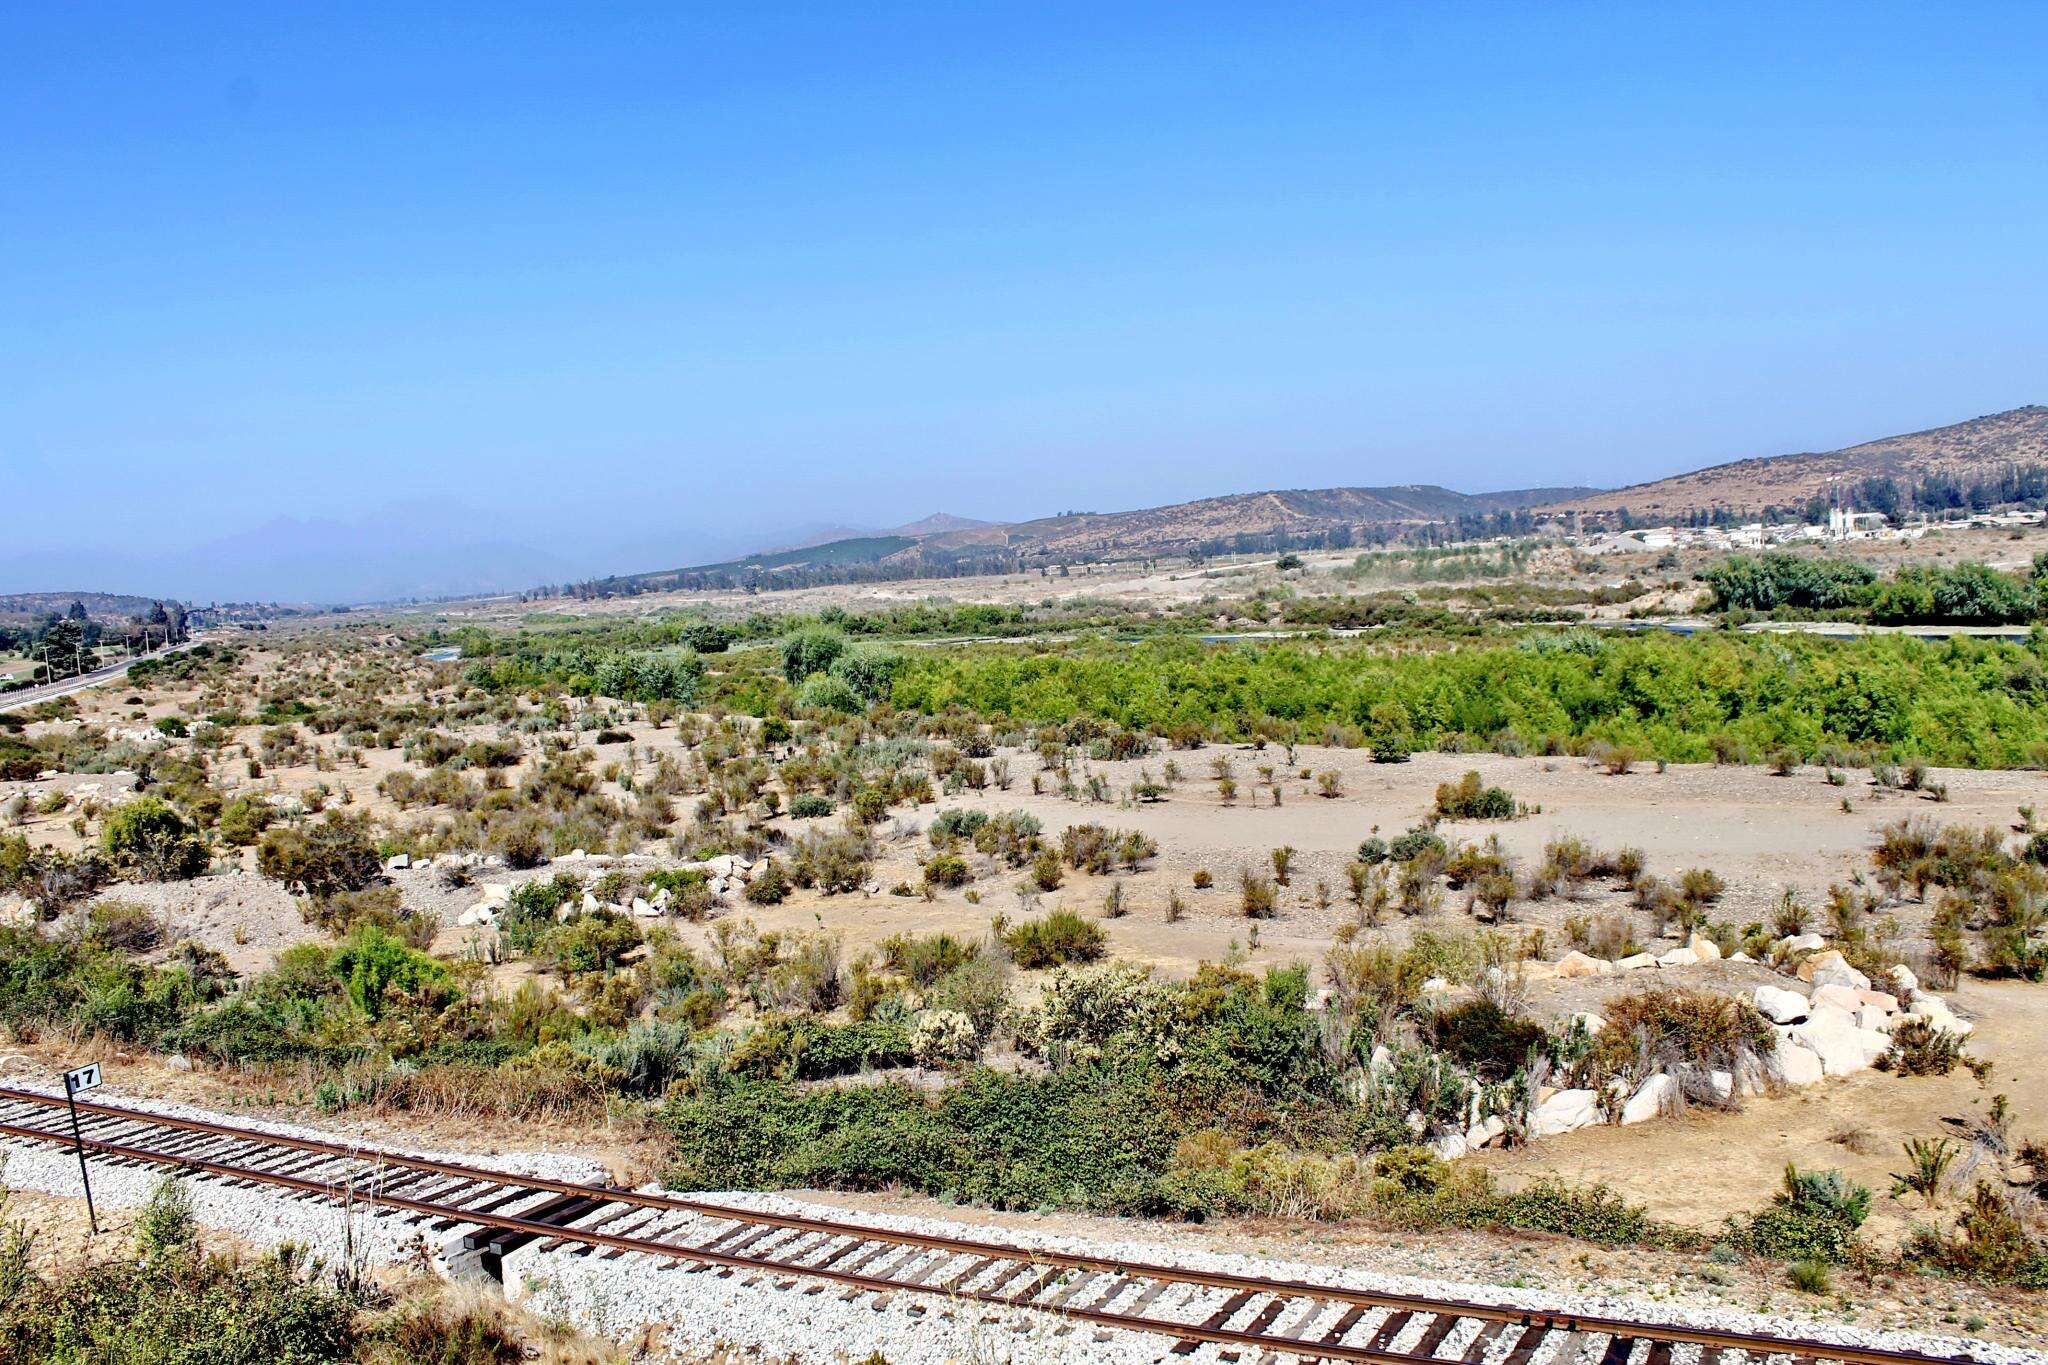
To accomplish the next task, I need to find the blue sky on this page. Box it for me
[5,3,2047,599]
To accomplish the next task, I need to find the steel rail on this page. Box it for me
[0,1087,1985,1365]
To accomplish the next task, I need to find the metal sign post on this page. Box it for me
[61,1063,101,1234]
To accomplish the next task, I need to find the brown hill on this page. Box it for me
[1542,406,2048,520]
[917,484,1593,561]
[588,482,1597,595]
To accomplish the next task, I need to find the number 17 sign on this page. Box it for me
[61,1062,102,1232]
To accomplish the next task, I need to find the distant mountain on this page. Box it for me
[0,514,585,607]
[887,512,997,537]
[579,483,1599,596]
[1541,406,2048,520]
[757,513,998,555]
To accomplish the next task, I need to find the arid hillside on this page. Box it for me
[927,483,1594,560]
[1543,405,2048,520]
[595,481,1599,595]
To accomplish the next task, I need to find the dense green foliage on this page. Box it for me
[665,965,1361,1214]
[666,1059,1191,1213]
[1705,553,2043,624]
[887,630,2048,766]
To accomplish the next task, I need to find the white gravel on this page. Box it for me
[3,1079,2040,1364]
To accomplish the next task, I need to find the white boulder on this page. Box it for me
[1466,1115,1507,1149]
[1656,947,1700,969]
[1787,1011,1869,1076]
[1686,933,1722,962]
[1615,953,1659,972]
[1811,983,1864,1014]
[1754,986,1809,1024]
[1910,995,1972,1037]
[1799,950,1871,990]
[1773,1040,1825,1087]
[1556,951,1613,979]
[1621,1074,1676,1125]
[1533,1088,1600,1136]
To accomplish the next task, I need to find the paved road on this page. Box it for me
[0,638,203,715]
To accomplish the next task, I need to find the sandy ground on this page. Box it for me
[675,746,2045,978]
[1480,975,2048,1249]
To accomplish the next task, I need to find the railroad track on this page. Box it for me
[0,1085,1990,1365]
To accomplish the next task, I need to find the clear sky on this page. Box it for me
[5,3,2047,599]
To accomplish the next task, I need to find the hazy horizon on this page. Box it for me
[7,4,2047,602]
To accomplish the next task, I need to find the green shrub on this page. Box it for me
[928,808,988,845]
[1906,1182,2048,1288]
[781,626,847,681]
[1365,1147,1670,1246]
[743,859,791,905]
[1789,1258,1832,1294]
[1878,1018,1971,1076]
[100,798,207,881]
[1433,771,1517,821]
[0,1241,356,1363]
[1388,827,1446,863]
[1427,999,1544,1080]
[879,932,981,986]
[216,795,276,847]
[1002,909,1106,969]
[256,814,379,898]
[536,909,642,975]
[828,643,904,702]
[796,673,863,713]
[497,874,581,953]
[724,1015,915,1081]
[921,853,971,888]
[330,924,451,1020]
[1727,1165,1872,1263]
[787,793,834,819]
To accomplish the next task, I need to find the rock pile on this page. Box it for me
[1448,934,1972,1153]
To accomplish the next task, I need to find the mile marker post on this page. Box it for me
[61,1062,102,1234]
